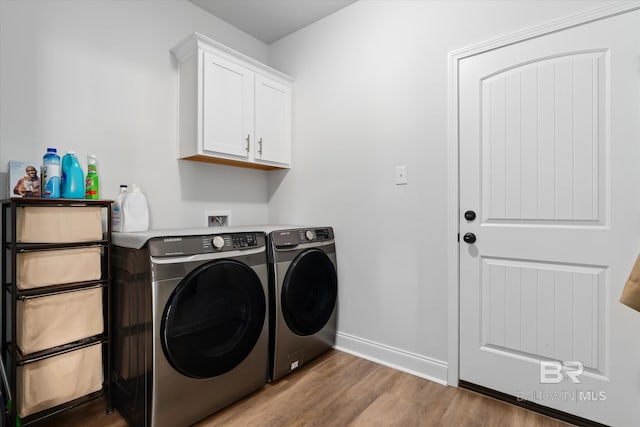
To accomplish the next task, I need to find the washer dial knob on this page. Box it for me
[305,230,315,241]
[212,235,225,249]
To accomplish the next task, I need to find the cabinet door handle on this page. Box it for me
[245,134,250,152]
[258,138,263,155]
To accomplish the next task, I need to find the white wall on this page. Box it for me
[0,0,271,228]
[0,0,613,384]
[267,0,608,381]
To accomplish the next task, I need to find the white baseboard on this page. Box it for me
[334,331,448,386]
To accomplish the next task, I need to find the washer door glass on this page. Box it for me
[161,259,266,378]
[282,249,337,336]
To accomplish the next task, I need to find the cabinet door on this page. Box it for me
[254,75,291,166]
[202,51,254,159]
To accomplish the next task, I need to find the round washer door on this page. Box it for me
[161,259,266,379]
[281,249,337,336]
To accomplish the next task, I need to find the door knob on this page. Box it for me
[464,210,476,221]
[463,233,477,244]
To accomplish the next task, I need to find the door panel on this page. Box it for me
[161,260,266,379]
[202,51,253,158]
[480,258,606,373]
[281,249,337,336]
[483,52,606,223]
[255,75,291,165]
[459,9,640,426]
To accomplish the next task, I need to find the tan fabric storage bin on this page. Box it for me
[16,288,104,354]
[16,247,102,289]
[16,206,102,243]
[17,343,103,418]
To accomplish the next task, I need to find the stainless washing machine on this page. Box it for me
[112,228,268,427]
[267,226,338,382]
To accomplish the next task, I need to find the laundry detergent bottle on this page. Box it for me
[42,147,61,198]
[111,185,128,232]
[121,184,149,232]
[61,151,85,198]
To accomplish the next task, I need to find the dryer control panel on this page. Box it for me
[148,232,264,256]
[272,227,334,247]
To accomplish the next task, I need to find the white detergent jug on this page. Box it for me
[111,185,128,232]
[121,184,149,232]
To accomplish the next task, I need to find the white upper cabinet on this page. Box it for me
[171,33,294,170]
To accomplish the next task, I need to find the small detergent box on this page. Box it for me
[8,160,42,198]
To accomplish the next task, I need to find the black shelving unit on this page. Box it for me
[1,198,113,426]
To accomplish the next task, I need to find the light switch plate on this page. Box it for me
[395,166,408,185]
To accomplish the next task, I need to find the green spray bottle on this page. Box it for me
[85,155,100,199]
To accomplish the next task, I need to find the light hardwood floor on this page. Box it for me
[38,350,571,427]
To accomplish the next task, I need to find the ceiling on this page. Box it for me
[189,0,357,44]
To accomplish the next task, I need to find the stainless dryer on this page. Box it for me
[112,228,268,427]
[267,227,338,382]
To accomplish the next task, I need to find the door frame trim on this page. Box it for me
[446,0,640,387]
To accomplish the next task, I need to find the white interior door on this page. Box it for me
[459,9,640,427]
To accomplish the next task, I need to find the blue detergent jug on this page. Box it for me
[42,147,61,198]
[61,151,85,198]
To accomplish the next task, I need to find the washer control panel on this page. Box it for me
[271,227,334,247]
[231,233,259,249]
[148,232,264,256]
